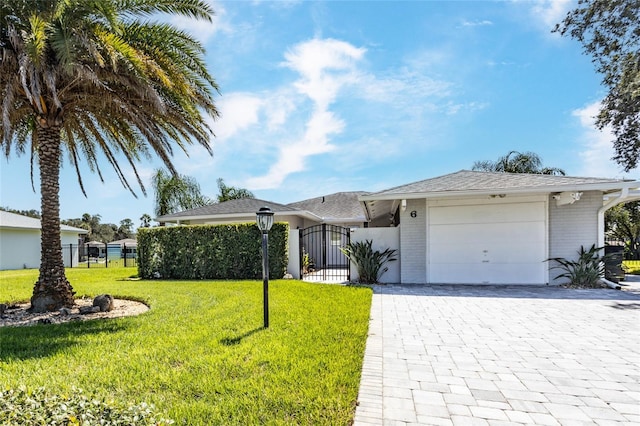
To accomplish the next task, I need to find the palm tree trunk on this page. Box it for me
[30,125,76,312]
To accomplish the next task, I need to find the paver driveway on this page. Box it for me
[354,284,640,425]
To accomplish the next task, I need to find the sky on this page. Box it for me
[1,0,638,227]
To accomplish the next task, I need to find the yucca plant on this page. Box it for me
[547,244,610,288]
[340,240,397,284]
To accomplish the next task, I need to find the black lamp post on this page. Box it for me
[256,206,274,328]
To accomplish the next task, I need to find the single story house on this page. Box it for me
[0,211,88,270]
[359,170,640,285]
[154,171,639,285]
[156,192,368,229]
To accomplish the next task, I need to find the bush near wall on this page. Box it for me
[137,223,288,280]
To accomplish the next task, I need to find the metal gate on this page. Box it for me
[300,224,350,282]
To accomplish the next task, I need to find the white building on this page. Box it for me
[0,211,88,270]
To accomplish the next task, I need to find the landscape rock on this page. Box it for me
[283,273,293,279]
[59,307,72,316]
[79,306,101,315]
[93,294,114,312]
[0,304,7,316]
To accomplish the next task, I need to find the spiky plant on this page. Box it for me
[340,240,397,284]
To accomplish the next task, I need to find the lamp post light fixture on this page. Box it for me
[256,206,274,328]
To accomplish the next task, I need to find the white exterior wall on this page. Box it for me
[0,228,40,270]
[399,199,427,283]
[548,191,602,284]
[349,227,400,283]
[0,229,82,270]
[287,229,300,279]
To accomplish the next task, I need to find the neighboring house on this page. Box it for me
[0,211,88,270]
[108,238,137,259]
[359,170,640,285]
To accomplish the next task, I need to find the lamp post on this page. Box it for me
[256,206,274,328]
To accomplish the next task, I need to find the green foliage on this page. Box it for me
[605,201,640,259]
[472,150,565,175]
[0,267,372,425]
[216,178,255,202]
[137,223,289,280]
[340,239,397,284]
[0,207,40,218]
[152,169,212,217]
[0,387,173,425]
[62,213,134,243]
[555,0,640,171]
[548,244,609,287]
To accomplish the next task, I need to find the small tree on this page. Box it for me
[340,240,397,284]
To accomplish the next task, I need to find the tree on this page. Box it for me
[0,207,40,218]
[605,201,640,259]
[216,178,255,202]
[472,151,565,175]
[140,214,152,228]
[116,219,134,240]
[152,169,212,218]
[555,0,640,171]
[1,0,219,312]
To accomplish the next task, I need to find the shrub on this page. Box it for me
[340,240,397,284]
[137,223,288,280]
[547,244,609,287]
[0,387,173,425]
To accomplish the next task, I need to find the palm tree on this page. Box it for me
[152,168,211,218]
[472,151,565,175]
[216,178,255,202]
[0,0,219,312]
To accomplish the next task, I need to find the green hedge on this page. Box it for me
[137,223,289,280]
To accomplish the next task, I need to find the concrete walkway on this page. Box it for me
[354,284,640,425]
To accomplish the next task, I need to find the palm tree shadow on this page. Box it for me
[219,327,264,346]
[0,320,131,361]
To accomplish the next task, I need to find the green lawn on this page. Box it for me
[0,268,372,425]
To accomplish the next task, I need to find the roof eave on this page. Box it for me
[359,181,640,202]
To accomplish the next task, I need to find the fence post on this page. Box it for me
[124,243,127,267]
[69,244,73,268]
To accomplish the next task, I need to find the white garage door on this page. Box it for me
[428,202,546,284]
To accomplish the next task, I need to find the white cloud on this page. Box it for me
[215,93,265,140]
[528,0,573,31]
[283,38,365,108]
[572,101,628,178]
[170,1,232,43]
[461,19,493,27]
[244,38,365,189]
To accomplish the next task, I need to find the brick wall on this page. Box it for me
[399,199,427,283]
[548,190,602,284]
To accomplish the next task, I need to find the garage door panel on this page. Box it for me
[428,202,546,284]
[430,203,546,225]
[430,263,543,284]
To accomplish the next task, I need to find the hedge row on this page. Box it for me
[137,223,289,280]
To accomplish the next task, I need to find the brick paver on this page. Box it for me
[353,283,640,425]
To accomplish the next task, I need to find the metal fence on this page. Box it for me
[63,243,137,268]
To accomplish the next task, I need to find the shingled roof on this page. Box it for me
[156,198,301,221]
[362,170,637,200]
[0,211,87,233]
[287,191,368,222]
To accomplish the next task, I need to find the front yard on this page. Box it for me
[0,268,372,425]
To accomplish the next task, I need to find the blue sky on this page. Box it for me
[1,0,638,226]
